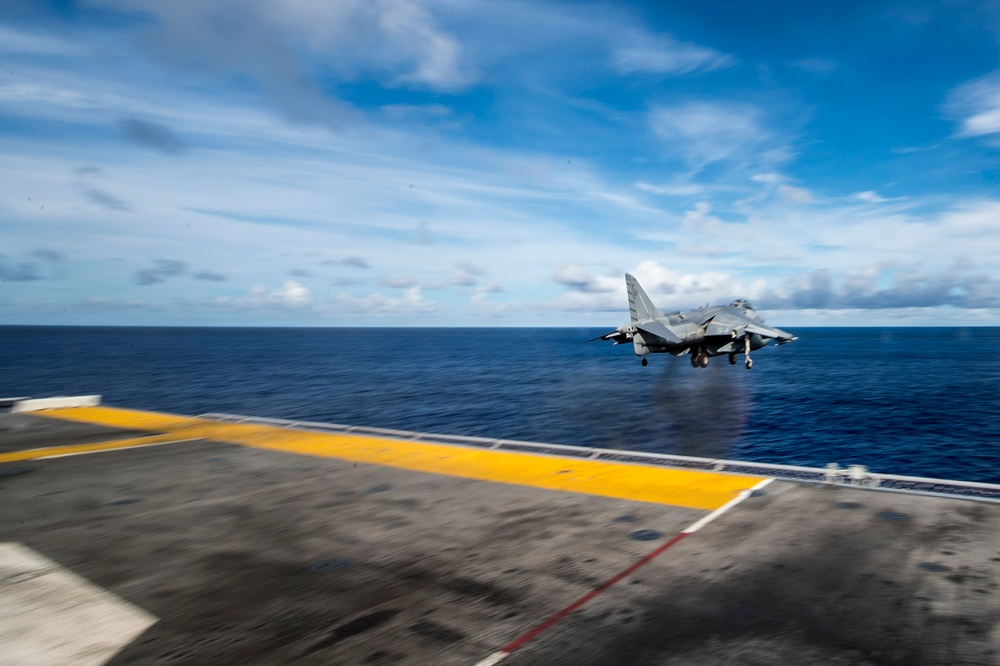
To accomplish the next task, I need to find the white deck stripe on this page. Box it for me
[0,542,157,665]
[473,650,510,666]
[37,438,200,460]
[683,477,774,534]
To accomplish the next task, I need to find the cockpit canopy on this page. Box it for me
[729,299,753,310]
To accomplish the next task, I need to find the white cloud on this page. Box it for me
[853,190,889,203]
[948,71,1000,137]
[777,183,813,204]
[634,181,708,197]
[379,275,418,289]
[85,0,475,131]
[649,102,778,169]
[451,262,484,287]
[613,31,733,76]
[335,286,440,317]
[553,263,618,293]
[750,172,784,185]
[216,280,311,310]
[378,0,474,89]
[0,26,89,57]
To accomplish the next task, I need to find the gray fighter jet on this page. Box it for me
[597,274,797,369]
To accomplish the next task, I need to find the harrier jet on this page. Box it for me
[596,274,797,369]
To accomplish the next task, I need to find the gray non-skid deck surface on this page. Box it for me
[506,482,1000,665]
[1,421,999,665]
[0,434,703,665]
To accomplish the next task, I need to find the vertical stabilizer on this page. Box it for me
[625,274,665,322]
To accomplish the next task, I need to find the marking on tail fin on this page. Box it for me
[625,274,664,322]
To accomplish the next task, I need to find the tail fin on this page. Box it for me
[625,273,664,322]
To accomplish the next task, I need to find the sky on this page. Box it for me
[3,0,1000,327]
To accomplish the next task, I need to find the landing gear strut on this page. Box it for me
[744,336,753,370]
[691,349,709,368]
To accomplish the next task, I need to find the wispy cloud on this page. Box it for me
[947,71,1000,138]
[192,269,227,282]
[613,31,733,76]
[134,259,188,285]
[341,256,371,269]
[378,0,475,89]
[214,280,311,310]
[853,190,890,204]
[323,256,371,269]
[553,263,617,293]
[118,118,186,154]
[451,262,483,287]
[85,188,130,212]
[649,102,780,170]
[91,0,474,131]
[761,265,1000,310]
[0,249,65,282]
[379,274,418,289]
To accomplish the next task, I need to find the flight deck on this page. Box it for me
[1,397,999,665]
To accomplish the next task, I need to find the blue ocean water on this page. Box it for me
[2,326,999,483]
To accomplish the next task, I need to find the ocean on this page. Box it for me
[2,326,999,483]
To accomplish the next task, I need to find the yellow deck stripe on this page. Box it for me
[32,406,766,511]
[0,433,191,464]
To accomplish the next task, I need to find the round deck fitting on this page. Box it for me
[629,529,662,542]
[310,558,353,573]
[919,562,951,573]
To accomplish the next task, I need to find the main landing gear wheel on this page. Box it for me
[729,353,738,365]
[699,354,709,368]
[690,353,700,368]
[641,357,648,367]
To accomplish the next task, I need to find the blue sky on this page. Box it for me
[3,0,1000,326]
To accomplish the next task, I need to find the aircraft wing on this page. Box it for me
[706,311,797,344]
[745,322,797,344]
[589,329,629,344]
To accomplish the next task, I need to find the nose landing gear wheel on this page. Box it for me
[745,357,753,370]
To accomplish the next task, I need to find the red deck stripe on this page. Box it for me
[501,531,689,654]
